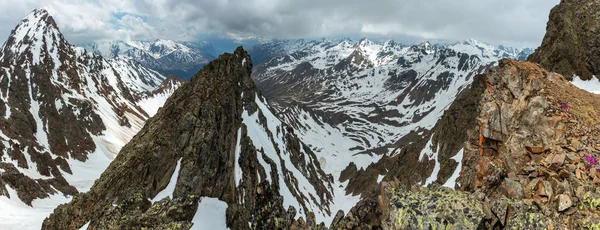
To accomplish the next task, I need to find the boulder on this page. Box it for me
[557,194,572,212]
[526,146,548,154]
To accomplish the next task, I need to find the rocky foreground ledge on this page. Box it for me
[373,60,600,229]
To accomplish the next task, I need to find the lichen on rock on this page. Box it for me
[384,185,485,229]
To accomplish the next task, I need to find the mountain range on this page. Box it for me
[82,40,215,80]
[3,1,600,229]
[249,37,532,187]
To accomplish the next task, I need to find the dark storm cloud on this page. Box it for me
[167,0,559,47]
[0,0,559,47]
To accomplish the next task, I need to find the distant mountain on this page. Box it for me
[82,40,215,80]
[249,38,533,66]
[249,38,532,200]
[0,9,181,229]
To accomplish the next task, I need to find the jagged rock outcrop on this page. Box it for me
[528,0,600,80]
[43,47,334,230]
[370,60,600,228]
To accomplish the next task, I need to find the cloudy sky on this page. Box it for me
[0,0,559,48]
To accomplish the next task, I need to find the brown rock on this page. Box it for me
[566,153,580,163]
[527,178,542,192]
[531,154,544,164]
[502,179,524,199]
[576,186,586,201]
[526,146,548,154]
[570,139,583,151]
[345,222,355,229]
[533,195,548,207]
[565,146,577,153]
[593,176,600,184]
[543,154,554,166]
[552,153,566,166]
[538,167,549,177]
[536,180,553,198]
[529,171,539,178]
[523,165,536,173]
[557,194,572,212]
[558,169,570,179]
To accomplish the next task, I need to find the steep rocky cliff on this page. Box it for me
[528,0,600,80]
[43,47,335,229]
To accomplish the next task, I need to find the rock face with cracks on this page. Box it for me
[528,0,600,80]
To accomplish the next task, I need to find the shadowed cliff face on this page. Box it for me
[43,47,335,230]
[528,0,600,80]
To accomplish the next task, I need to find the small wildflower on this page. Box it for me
[561,103,569,111]
[585,153,598,170]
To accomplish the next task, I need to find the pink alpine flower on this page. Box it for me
[585,152,598,170]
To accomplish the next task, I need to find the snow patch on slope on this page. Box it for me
[419,136,441,186]
[571,76,600,94]
[191,197,230,230]
[0,184,71,230]
[242,94,329,223]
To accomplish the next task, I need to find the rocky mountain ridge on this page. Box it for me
[336,0,600,227]
[372,59,600,229]
[528,0,600,81]
[43,47,338,229]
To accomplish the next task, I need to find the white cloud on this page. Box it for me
[0,0,560,47]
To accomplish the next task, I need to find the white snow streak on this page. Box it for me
[443,149,464,189]
[234,127,243,187]
[152,158,182,202]
[191,197,230,230]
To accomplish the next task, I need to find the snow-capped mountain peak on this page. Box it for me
[1,8,64,65]
[0,9,181,229]
[358,37,373,46]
